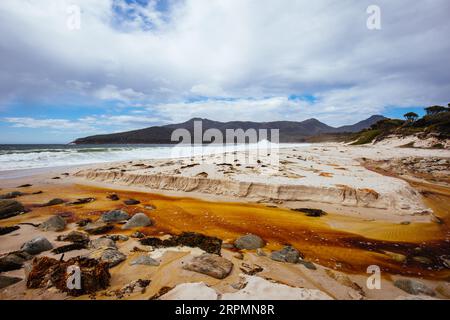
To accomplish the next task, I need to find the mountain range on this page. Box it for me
[73,115,386,144]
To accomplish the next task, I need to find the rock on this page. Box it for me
[27,256,110,296]
[21,236,53,255]
[0,200,25,219]
[0,275,22,289]
[83,221,114,235]
[270,246,302,263]
[0,191,24,200]
[87,248,126,268]
[144,205,156,210]
[221,275,332,300]
[76,218,92,227]
[66,198,95,205]
[239,263,263,275]
[17,184,32,188]
[298,259,317,270]
[131,231,146,239]
[107,194,120,201]
[436,283,450,298]
[0,225,20,236]
[183,253,233,279]
[0,251,33,272]
[234,234,265,250]
[394,279,435,296]
[56,231,90,244]
[234,252,244,260]
[400,221,411,225]
[140,232,222,255]
[130,255,160,266]
[104,234,129,241]
[38,215,66,232]
[42,198,65,207]
[291,208,326,217]
[121,213,152,229]
[100,210,130,223]
[124,199,140,205]
[256,248,266,256]
[89,237,117,249]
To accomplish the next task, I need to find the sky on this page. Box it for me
[0,0,449,143]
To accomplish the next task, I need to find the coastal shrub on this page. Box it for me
[351,129,382,145]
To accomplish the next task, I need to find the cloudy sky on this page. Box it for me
[0,0,449,143]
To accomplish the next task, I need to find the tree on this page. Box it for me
[425,105,447,115]
[404,112,418,122]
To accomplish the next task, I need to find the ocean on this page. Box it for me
[0,142,307,172]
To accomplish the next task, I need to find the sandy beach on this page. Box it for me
[1,142,449,300]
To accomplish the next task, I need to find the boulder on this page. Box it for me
[38,215,66,232]
[122,213,152,229]
[83,221,114,235]
[21,236,53,255]
[89,237,117,249]
[0,200,25,220]
[0,251,32,272]
[291,208,326,217]
[0,225,20,236]
[42,198,65,207]
[394,279,435,296]
[56,231,90,243]
[183,253,233,279]
[0,275,22,289]
[234,234,265,250]
[0,191,24,199]
[87,248,126,268]
[66,198,95,205]
[100,210,130,223]
[130,255,160,266]
[270,246,302,263]
[298,259,317,270]
[124,199,140,205]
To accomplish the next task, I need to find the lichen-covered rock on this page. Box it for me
[83,221,114,235]
[100,210,130,223]
[234,234,265,250]
[270,246,302,263]
[130,255,160,266]
[89,237,117,249]
[39,215,66,232]
[87,248,126,268]
[122,213,152,229]
[183,253,233,279]
[56,231,90,244]
[21,236,53,255]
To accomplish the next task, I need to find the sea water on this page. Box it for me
[0,142,308,172]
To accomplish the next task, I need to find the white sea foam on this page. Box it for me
[0,142,309,171]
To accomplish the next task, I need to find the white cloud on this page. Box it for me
[0,0,449,125]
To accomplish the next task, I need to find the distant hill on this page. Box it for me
[72,115,386,144]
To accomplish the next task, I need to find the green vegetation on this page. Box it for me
[351,129,382,145]
[351,103,450,145]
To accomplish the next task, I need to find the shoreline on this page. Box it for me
[1,142,450,300]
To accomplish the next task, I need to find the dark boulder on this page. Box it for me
[0,200,25,220]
